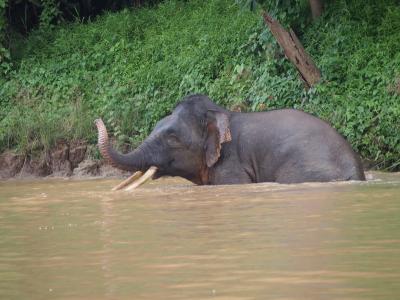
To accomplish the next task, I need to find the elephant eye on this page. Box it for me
[167,134,181,148]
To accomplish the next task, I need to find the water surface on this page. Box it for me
[1,173,399,299]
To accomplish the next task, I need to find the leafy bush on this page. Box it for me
[1,0,399,170]
[0,0,257,154]
[301,0,400,170]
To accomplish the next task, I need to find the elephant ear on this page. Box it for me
[205,110,232,168]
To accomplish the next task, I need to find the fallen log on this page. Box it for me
[263,12,321,88]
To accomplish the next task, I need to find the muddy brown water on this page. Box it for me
[0,172,399,300]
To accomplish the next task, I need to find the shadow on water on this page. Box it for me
[0,172,399,300]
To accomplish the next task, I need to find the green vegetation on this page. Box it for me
[1,0,399,170]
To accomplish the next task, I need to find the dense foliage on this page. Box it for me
[5,0,162,34]
[0,0,10,76]
[0,0,399,170]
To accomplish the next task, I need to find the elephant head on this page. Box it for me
[95,94,232,185]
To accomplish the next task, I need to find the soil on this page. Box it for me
[0,141,129,180]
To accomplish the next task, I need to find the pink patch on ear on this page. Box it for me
[215,112,232,144]
[205,111,231,168]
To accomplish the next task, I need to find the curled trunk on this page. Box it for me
[95,119,146,171]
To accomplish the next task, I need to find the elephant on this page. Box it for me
[95,94,365,186]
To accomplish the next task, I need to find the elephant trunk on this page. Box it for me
[95,119,147,171]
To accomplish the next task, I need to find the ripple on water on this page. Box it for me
[0,172,399,299]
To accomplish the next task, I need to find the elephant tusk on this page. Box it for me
[124,166,157,191]
[112,171,143,191]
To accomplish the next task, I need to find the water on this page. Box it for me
[0,173,399,300]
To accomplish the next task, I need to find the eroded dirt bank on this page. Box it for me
[0,141,128,179]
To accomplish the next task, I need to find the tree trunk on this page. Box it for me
[309,0,323,20]
[263,12,321,88]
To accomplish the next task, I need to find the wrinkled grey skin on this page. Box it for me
[97,94,365,184]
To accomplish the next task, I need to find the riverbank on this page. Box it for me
[0,141,129,179]
[1,0,399,171]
